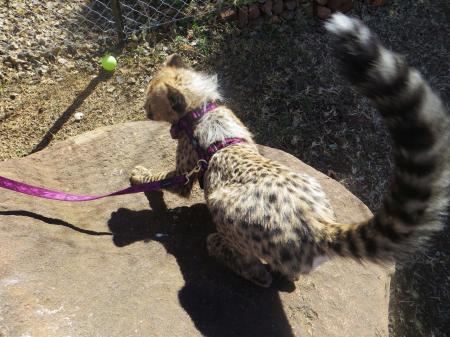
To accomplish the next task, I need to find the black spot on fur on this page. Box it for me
[366,59,409,99]
[330,241,343,255]
[330,228,344,255]
[383,198,419,225]
[391,173,432,202]
[346,230,361,258]
[291,181,301,189]
[358,225,377,257]
[293,207,305,219]
[394,151,436,177]
[301,235,310,244]
[252,234,262,242]
[240,221,250,229]
[280,247,293,263]
[334,31,379,84]
[373,216,402,243]
[293,228,303,238]
[392,120,435,151]
[269,228,282,237]
[378,82,425,119]
[268,193,277,203]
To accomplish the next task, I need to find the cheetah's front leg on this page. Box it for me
[207,233,273,288]
[130,165,194,197]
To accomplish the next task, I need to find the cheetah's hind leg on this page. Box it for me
[207,233,273,288]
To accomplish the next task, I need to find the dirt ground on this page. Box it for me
[1,0,449,336]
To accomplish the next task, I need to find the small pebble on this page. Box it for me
[155,233,168,238]
[74,112,84,121]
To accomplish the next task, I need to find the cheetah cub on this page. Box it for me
[131,14,450,287]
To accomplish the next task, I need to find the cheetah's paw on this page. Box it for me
[130,165,152,186]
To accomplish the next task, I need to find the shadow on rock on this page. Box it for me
[31,69,112,154]
[107,192,296,337]
[0,210,112,236]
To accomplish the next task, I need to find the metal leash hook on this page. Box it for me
[184,159,208,185]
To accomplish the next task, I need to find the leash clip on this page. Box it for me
[184,159,208,185]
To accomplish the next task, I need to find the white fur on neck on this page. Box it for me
[193,108,254,149]
[187,70,222,105]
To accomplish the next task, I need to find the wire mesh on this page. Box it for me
[0,0,215,84]
[1,0,215,53]
[69,0,215,42]
[119,0,213,38]
[75,0,117,36]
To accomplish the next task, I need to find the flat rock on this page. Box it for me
[0,121,392,337]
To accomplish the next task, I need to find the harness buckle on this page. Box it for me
[184,159,208,185]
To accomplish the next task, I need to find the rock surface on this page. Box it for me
[0,122,392,337]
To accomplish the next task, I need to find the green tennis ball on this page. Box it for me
[101,55,117,71]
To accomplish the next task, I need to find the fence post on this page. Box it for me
[110,0,126,47]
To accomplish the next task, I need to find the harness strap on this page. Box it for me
[170,102,218,140]
[170,103,247,188]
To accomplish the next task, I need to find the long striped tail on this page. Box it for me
[319,13,450,261]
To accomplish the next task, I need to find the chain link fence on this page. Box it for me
[0,0,217,83]
[75,0,117,38]
[119,0,213,37]
[1,0,215,50]
[71,0,215,46]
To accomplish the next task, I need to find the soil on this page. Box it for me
[1,0,449,336]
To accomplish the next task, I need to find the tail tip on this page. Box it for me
[325,13,372,46]
[324,13,356,35]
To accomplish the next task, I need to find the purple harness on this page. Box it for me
[170,103,245,188]
[0,104,246,201]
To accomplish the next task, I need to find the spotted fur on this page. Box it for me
[131,16,449,287]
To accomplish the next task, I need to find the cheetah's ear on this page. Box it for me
[165,54,186,69]
[166,84,187,115]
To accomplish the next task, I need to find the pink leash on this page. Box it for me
[0,103,246,202]
[0,174,188,202]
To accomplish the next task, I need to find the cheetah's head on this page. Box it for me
[144,54,222,123]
